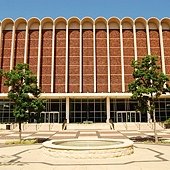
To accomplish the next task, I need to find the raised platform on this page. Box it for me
[66,123,111,130]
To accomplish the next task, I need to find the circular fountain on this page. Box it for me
[43,138,134,159]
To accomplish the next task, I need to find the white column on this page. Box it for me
[120,23,125,92]
[106,97,110,123]
[79,24,82,92]
[107,23,111,93]
[37,24,42,87]
[10,25,15,70]
[146,22,151,55]
[66,97,69,123]
[51,23,55,92]
[133,23,137,61]
[65,24,69,93]
[93,24,96,92]
[159,23,166,74]
[24,24,28,64]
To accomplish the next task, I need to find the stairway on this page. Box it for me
[66,123,111,130]
[11,123,62,132]
[114,122,165,131]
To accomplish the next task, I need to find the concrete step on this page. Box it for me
[136,123,152,130]
[114,122,165,131]
[146,123,165,130]
[12,123,62,132]
[124,123,139,130]
[114,123,126,130]
[48,123,62,131]
[13,123,41,132]
[2,122,164,132]
[67,123,111,130]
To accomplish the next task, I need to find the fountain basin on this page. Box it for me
[43,138,134,159]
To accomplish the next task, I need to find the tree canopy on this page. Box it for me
[1,63,45,141]
[129,55,170,111]
[128,55,170,142]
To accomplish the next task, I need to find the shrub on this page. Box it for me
[164,118,170,124]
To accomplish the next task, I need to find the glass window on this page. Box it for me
[75,103,81,111]
[117,102,125,111]
[69,98,106,123]
[51,103,59,111]
[89,103,94,112]
[129,101,137,110]
[95,102,100,111]
[82,103,87,111]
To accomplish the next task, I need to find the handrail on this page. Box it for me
[62,119,67,130]
[109,119,114,130]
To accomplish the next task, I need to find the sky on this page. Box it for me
[0,0,170,20]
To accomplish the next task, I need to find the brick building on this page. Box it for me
[0,16,170,123]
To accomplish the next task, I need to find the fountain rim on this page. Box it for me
[42,138,133,150]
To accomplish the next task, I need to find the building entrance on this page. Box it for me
[69,99,106,123]
[40,112,60,123]
[116,111,141,122]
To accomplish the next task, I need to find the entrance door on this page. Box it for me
[122,112,127,122]
[116,111,141,122]
[117,112,122,122]
[40,112,60,123]
[127,112,131,122]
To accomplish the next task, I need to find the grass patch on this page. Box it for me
[142,140,170,144]
[159,139,170,144]
[5,137,48,145]
[5,139,37,145]
[130,136,170,144]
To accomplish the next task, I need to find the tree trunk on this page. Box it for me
[19,121,22,143]
[153,109,158,143]
[150,97,158,143]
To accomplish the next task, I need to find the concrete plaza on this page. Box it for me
[0,129,170,169]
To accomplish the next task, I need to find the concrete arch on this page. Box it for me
[148,17,159,29]
[68,17,80,29]
[54,17,67,29]
[81,17,94,29]
[41,17,53,29]
[15,17,27,30]
[95,17,107,29]
[108,17,120,29]
[161,17,170,30]
[121,17,134,29]
[135,17,147,29]
[2,18,14,30]
[28,17,40,30]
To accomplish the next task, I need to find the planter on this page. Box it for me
[6,124,11,130]
[164,124,170,129]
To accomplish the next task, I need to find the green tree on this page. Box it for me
[128,55,170,143]
[1,64,45,142]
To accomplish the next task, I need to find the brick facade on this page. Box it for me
[0,17,169,94]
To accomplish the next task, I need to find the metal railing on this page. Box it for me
[62,119,67,130]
